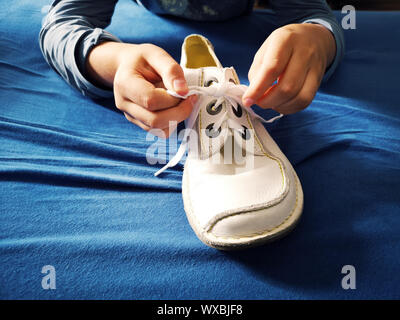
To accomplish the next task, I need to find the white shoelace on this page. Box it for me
[154,82,283,176]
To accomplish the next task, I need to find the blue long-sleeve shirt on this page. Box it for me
[39,0,344,99]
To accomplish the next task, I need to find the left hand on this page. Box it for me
[242,23,336,114]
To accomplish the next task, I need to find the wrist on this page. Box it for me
[86,41,127,88]
[310,23,336,67]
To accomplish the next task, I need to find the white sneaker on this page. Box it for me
[157,34,303,250]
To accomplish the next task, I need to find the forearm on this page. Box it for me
[39,0,120,98]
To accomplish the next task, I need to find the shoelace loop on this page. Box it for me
[154,82,282,176]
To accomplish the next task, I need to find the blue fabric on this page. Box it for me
[1,0,399,299]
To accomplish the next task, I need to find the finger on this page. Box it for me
[124,112,169,138]
[123,94,197,130]
[243,35,293,107]
[256,52,310,109]
[121,75,181,111]
[124,112,151,131]
[273,69,322,115]
[145,46,188,96]
[247,59,262,86]
[247,50,263,82]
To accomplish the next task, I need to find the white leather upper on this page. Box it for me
[182,66,297,233]
[204,119,300,238]
[178,34,301,242]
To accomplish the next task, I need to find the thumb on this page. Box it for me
[145,46,188,96]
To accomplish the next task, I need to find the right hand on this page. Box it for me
[86,42,197,137]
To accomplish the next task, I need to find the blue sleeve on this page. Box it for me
[39,0,121,98]
[269,0,345,81]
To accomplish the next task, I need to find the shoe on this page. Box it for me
[157,34,303,250]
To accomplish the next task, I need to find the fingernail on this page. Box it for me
[173,79,188,94]
[243,98,254,107]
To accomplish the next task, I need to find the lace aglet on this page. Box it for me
[154,166,167,177]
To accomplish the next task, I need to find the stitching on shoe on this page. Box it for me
[184,156,299,242]
[198,68,207,157]
[206,176,299,240]
[244,111,286,191]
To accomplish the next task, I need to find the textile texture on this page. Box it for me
[0,0,399,299]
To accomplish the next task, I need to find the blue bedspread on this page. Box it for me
[1,0,399,299]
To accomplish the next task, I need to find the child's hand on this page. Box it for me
[242,23,336,114]
[87,42,196,137]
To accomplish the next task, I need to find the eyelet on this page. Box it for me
[206,100,222,115]
[232,104,243,118]
[241,125,250,140]
[205,123,221,138]
[204,77,218,87]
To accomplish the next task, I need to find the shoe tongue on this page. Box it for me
[181,68,201,87]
